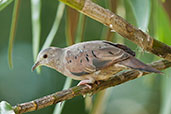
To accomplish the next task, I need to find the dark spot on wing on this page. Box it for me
[69,60,72,63]
[86,54,89,57]
[93,59,111,70]
[80,59,82,63]
[75,56,77,59]
[86,57,89,62]
[92,50,97,58]
[103,41,135,56]
[71,71,90,76]
[108,51,113,55]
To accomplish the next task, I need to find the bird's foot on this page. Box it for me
[77,80,94,89]
[137,71,143,78]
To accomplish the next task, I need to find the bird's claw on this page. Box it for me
[77,80,93,89]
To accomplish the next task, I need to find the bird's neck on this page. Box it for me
[51,50,65,73]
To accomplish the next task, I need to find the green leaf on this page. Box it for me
[65,7,79,45]
[31,0,41,73]
[53,77,72,114]
[156,2,171,45]
[59,0,84,11]
[160,68,171,114]
[75,13,86,43]
[8,0,20,69]
[161,0,165,2]
[0,101,15,114]
[128,0,151,32]
[42,2,65,50]
[0,0,13,11]
[154,1,171,114]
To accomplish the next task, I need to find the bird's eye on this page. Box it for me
[43,54,48,58]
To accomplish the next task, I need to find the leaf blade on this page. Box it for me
[53,77,72,114]
[42,2,65,50]
[8,0,20,69]
[128,0,151,32]
[0,0,13,11]
[0,101,15,114]
[31,0,41,72]
[75,13,86,43]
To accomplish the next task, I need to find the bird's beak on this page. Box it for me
[32,61,40,71]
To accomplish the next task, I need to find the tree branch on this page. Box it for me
[13,59,171,114]
[59,0,171,61]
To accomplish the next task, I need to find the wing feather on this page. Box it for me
[65,41,132,76]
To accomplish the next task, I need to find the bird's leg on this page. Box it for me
[77,78,95,89]
[137,71,143,78]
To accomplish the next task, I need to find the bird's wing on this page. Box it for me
[64,42,132,76]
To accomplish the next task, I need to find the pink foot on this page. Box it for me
[77,80,94,89]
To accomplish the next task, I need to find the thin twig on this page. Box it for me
[59,0,171,61]
[13,59,171,114]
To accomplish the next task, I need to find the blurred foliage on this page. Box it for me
[31,0,41,72]
[8,0,20,68]
[128,0,151,32]
[0,0,171,114]
[0,0,13,11]
[0,101,15,114]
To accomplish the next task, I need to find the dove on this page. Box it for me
[32,40,160,88]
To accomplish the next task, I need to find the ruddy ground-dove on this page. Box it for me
[32,40,160,87]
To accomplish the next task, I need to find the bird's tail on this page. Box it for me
[119,57,161,73]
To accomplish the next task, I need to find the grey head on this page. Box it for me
[32,47,63,71]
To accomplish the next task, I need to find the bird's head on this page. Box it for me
[32,47,63,71]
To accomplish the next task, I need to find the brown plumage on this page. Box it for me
[32,40,160,87]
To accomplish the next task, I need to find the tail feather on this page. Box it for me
[119,57,161,73]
